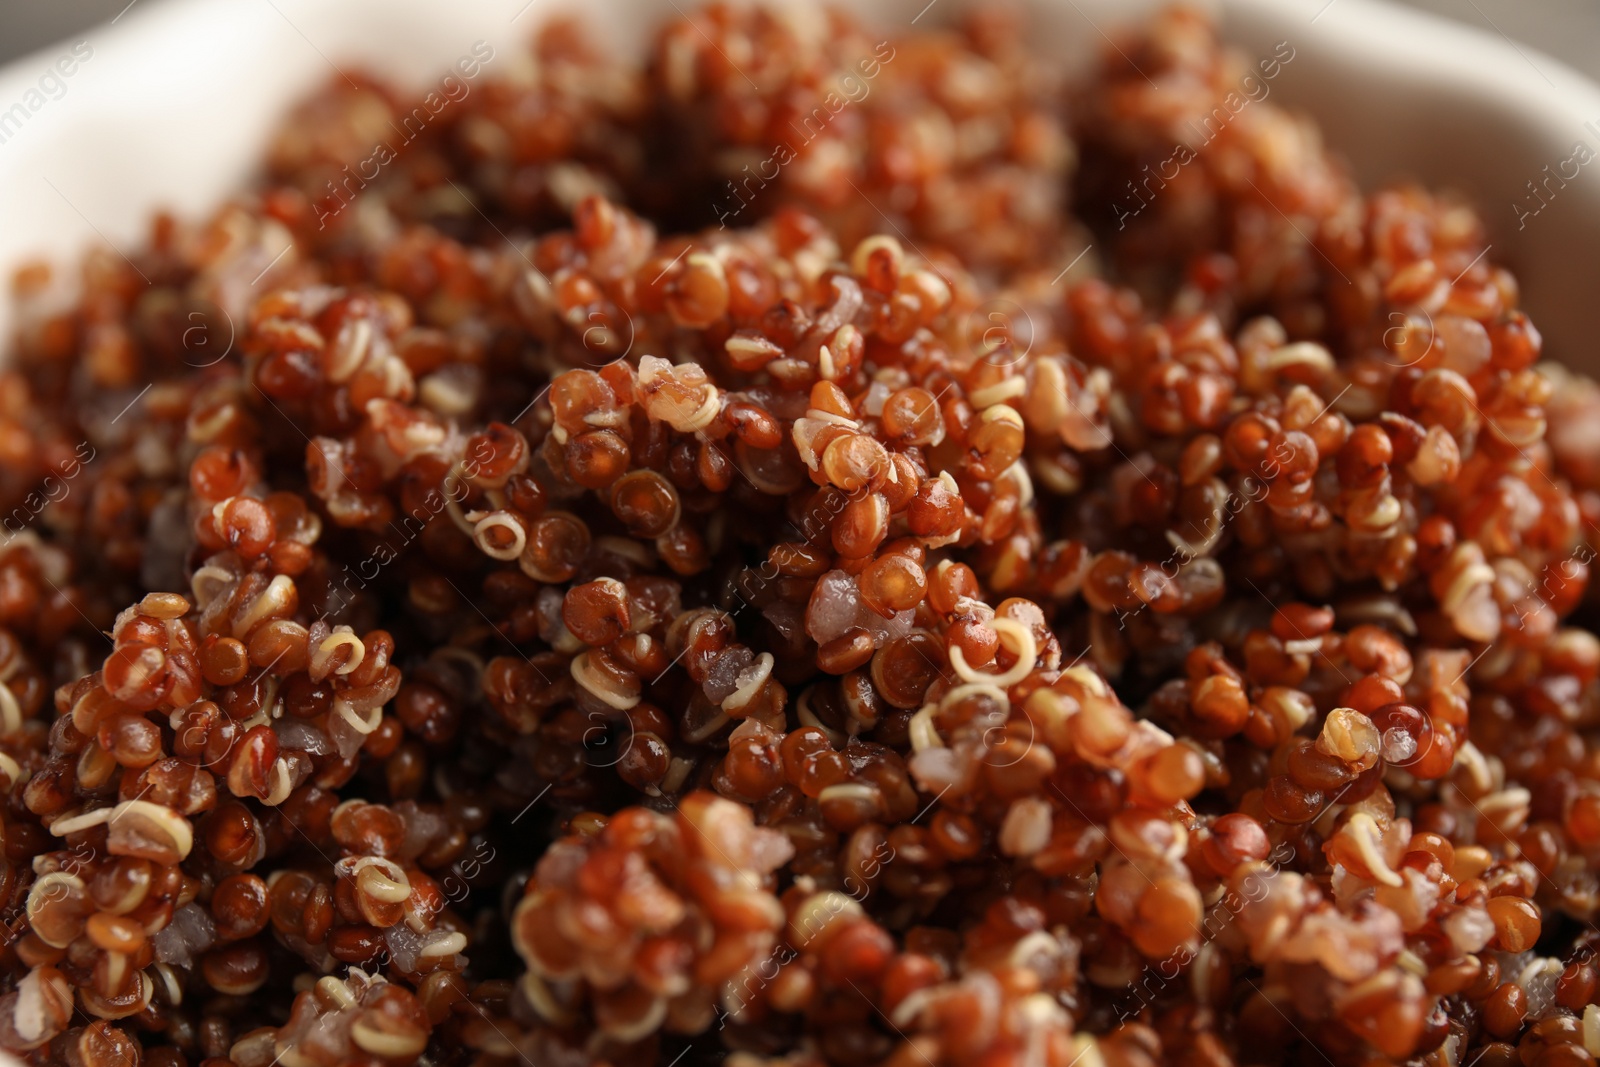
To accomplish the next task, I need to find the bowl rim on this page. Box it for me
[2,0,1600,357]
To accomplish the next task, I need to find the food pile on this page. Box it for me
[1,4,1598,1066]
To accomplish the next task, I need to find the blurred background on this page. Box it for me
[1394,0,1600,83]
[0,0,136,63]
[0,0,1598,80]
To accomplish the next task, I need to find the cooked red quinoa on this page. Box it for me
[0,4,1597,1067]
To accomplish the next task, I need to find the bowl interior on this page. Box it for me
[0,0,1597,372]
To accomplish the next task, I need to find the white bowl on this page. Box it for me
[1,0,1598,371]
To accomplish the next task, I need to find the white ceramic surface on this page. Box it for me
[0,0,1596,365]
